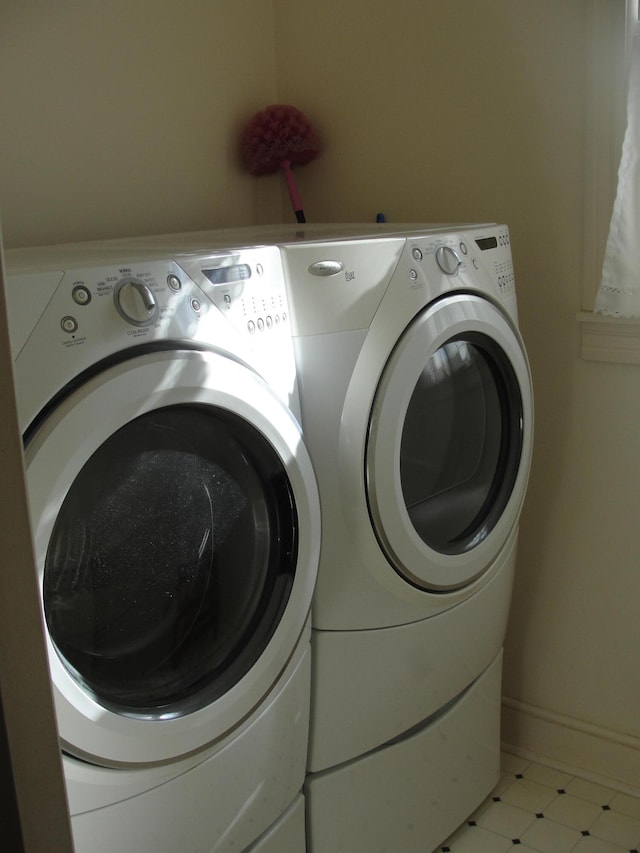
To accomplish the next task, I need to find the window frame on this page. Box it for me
[579,0,640,362]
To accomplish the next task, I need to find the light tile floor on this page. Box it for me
[437,752,640,853]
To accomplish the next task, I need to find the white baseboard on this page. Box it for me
[501,697,640,797]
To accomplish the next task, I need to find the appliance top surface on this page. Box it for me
[5,222,499,272]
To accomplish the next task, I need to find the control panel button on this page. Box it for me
[72,285,91,305]
[61,316,78,334]
[435,245,462,276]
[167,274,182,292]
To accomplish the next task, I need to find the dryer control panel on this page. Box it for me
[470,226,516,303]
[402,225,518,324]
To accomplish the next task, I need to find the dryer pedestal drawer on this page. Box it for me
[305,650,502,853]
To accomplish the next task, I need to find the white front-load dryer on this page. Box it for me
[4,240,321,853]
[277,223,534,853]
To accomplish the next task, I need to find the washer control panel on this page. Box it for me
[193,253,289,337]
[13,245,290,353]
[7,245,295,426]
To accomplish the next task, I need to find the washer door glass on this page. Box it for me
[43,404,297,719]
[400,333,522,555]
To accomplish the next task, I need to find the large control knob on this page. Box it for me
[114,279,158,326]
[435,245,462,276]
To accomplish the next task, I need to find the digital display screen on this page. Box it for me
[475,237,498,251]
[202,264,252,285]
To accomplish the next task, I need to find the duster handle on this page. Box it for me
[281,159,306,223]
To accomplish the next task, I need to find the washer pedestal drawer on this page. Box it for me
[245,794,306,853]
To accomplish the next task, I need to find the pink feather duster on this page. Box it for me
[242,104,320,223]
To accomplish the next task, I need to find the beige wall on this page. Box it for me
[0,0,281,248]
[0,0,637,799]
[272,0,639,784]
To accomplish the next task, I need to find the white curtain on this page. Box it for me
[595,16,640,317]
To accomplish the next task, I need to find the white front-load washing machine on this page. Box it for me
[276,223,534,853]
[4,239,321,852]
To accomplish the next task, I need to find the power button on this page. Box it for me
[72,285,91,305]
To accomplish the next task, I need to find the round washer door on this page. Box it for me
[25,348,320,766]
[366,293,532,590]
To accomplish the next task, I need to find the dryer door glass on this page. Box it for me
[366,293,532,590]
[400,333,523,555]
[43,404,298,718]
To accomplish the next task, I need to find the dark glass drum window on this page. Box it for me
[43,405,298,718]
[400,334,523,555]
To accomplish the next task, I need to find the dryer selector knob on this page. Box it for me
[115,279,159,326]
[435,245,462,276]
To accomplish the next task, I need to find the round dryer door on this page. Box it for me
[25,348,319,766]
[366,293,532,590]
